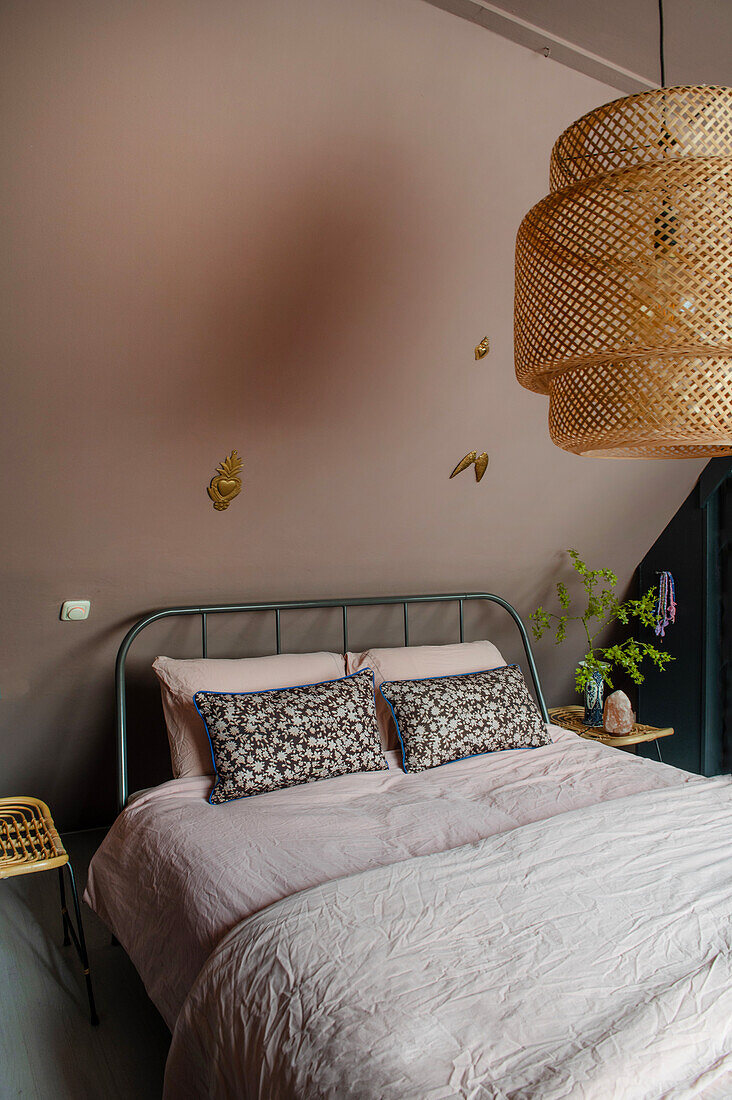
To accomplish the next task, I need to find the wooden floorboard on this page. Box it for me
[0,829,170,1099]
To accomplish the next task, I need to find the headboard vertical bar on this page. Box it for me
[116,659,128,815]
[342,605,349,652]
[275,609,282,655]
[458,599,465,643]
[403,603,410,646]
[201,613,208,658]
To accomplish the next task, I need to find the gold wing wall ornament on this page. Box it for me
[449,450,489,483]
[207,450,243,511]
[473,451,489,481]
[449,337,490,484]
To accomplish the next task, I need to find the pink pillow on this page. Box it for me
[345,640,506,750]
[153,652,346,778]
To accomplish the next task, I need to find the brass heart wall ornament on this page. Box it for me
[474,336,490,361]
[208,450,243,511]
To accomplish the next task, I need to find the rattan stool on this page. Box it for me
[0,796,99,1025]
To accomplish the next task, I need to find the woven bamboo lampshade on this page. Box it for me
[515,85,732,457]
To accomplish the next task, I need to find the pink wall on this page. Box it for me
[1,0,703,827]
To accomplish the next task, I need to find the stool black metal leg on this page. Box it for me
[63,861,99,1025]
[655,739,663,763]
[57,867,71,946]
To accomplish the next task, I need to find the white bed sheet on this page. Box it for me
[84,727,698,1031]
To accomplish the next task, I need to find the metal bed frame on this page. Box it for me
[115,592,548,814]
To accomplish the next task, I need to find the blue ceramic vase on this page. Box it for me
[583,668,605,727]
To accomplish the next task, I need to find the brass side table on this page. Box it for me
[549,706,674,763]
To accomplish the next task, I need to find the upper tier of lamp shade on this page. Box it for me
[514,85,732,458]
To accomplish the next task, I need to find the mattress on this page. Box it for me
[84,726,698,1031]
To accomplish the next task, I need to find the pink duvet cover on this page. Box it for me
[165,778,732,1099]
[85,727,699,1032]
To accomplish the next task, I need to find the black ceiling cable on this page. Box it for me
[658,0,666,86]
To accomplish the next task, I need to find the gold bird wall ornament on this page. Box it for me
[450,450,489,483]
[207,450,243,510]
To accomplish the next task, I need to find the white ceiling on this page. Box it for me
[425,0,732,92]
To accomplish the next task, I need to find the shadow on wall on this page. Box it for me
[37,627,121,827]
[159,141,423,431]
[13,142,427,830]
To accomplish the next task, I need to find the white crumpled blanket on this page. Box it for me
[164,779,732,1100]
[85,729,696,1030]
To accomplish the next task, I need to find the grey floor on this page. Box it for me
[1,829,170,1099]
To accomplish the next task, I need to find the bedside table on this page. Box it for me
[549,705,674,763]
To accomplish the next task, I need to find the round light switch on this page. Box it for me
[61,600,91,621]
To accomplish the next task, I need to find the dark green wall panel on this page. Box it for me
[637,490,705,773]
[638,461,731,776]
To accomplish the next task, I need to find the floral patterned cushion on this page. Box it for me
[379,664,550,773]
[195,670,387,804]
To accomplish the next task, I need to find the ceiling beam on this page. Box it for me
[423,0,657,93]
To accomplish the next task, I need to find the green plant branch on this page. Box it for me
[530,549,673,696]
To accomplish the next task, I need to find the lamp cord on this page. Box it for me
[658,0,666,86]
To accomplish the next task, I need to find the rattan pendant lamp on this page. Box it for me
[514,3,732,457]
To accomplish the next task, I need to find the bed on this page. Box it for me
[84,593,732,1099]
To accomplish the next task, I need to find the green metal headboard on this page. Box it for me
[115,592,548,813]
